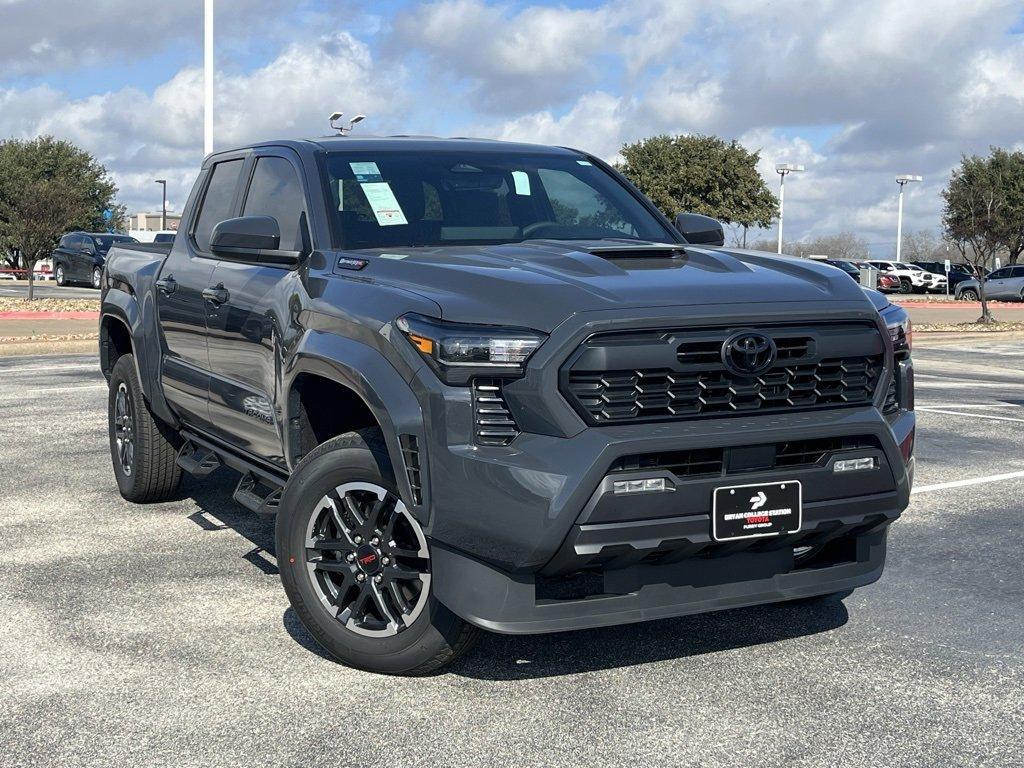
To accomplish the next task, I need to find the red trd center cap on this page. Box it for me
[355,544,381,574]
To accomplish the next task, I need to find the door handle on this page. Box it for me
[202,284,230,305]
[155,276,177,295]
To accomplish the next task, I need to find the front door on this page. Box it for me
[985,268,1010,299]
[75,236,96,281]
[205,152,309,467]
[156,156,246,431]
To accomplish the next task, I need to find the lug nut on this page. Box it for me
[356,573,366,582]
[370,537,380,546]
[373,574,382,584]
[346,553,356,562]
[353,535,363,544]
[381,556,391,565]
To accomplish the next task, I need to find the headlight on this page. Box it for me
[881,304,912,352]
[396,313,546,385]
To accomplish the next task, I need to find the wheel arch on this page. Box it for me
[285,333,428,517]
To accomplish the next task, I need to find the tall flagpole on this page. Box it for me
[204,0,214,156]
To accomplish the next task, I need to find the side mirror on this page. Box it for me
[673,212,725,247]
[210,216,300,266]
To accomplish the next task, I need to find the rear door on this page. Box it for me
[156,156,246,431]
[53,235,78,278]
[985,268,1011,299]
[204,150,310,466]
[1006,266,1024,300]
[74,236,97,280]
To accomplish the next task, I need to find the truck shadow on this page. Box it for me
[445,597,849,680]
[178,472,850,679]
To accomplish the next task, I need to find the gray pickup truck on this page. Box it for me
[100,135,915,675]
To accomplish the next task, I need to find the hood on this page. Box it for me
[333,240,875,333]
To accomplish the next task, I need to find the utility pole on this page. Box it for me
[775,163,804,254]
[155,179,167,230]
[894,174,922,262]
[204,0,214,156]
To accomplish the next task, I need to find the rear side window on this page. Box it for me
[1010,266,1024,278]
[242,157,307,252]
[193,159,243,252]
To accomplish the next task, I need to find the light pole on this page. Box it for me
[894,174,922,262]
[154,179,167,231]
[775,163,805,254]
[204,0,214,156]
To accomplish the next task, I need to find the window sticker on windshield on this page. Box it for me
[360,182,408,226]
[576,160,593,166]
[511,171,531,196]
[350,162,383,183]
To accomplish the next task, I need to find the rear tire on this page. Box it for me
[108,354,182,502]
[276,429,478,675]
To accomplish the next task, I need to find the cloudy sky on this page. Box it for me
[2,0,1023,253]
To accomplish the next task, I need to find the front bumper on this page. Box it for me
[432,524,892,634]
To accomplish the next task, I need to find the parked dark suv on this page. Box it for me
[52,232,138,288]
[99,136,915,675]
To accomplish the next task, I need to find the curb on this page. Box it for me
[0,311,100,320]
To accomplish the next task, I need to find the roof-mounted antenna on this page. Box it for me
[329,111,367,136]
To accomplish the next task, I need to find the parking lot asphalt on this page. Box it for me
[0,281,98,300]
[1,339,1022,768]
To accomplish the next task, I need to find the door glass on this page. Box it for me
[193,159,244,252]
[242,156,307,251]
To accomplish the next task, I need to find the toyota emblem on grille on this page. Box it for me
[721,331,777,376]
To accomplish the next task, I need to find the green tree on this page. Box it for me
[0,136,126,299]
[942,152,1010,323]
[616,134,778,232]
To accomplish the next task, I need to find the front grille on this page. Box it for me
[611,435,882,479]
[472,378,519,446]
[563,323,886,425]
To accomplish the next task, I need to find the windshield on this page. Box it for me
[323,150,675,250]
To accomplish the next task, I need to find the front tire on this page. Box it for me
[276,429,478,675]
[960,288,979,301]
[898,278,913,294]
[55,264,66,286]
[92,266,103,289]
[108,354,182,502]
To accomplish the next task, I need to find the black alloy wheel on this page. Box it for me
[305,481,431,637]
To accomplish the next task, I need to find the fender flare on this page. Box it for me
[284,331,428,516]
[100,288,177,425]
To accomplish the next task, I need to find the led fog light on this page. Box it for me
[833,457,876,473]
[613,478,667,494]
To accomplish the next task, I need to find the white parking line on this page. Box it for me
[915,403,1022,409]
[21,384,107,394]
[913,470,1024,494]
[916,407,1024,423]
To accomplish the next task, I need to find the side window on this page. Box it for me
[538,169,635,236]
[989,268,1009,280]
[242,156,307,252]
[1011,266,1024,278]
[58,235,74,250]
[193,159,244,252]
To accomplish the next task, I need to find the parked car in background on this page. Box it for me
[955,266,1024,302]
[823,259,861,282]
[33,258,53,280]
[877,273,900,293]
[868,261,945,294]
[52,232,139,288]
[911,261,974,291]
[153,232,176,244]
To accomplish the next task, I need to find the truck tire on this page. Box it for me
[898,278,913,294]
[108,354,182,502]
[276,429,478,675]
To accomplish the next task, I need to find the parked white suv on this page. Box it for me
[868,261,947,294]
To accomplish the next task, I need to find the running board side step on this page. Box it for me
[233,472,282,520]
[176,440,222,476]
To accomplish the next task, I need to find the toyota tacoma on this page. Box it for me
[99,136,915,674]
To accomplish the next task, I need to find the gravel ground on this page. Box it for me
[0,340,1022,767]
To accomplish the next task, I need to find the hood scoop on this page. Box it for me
[583,243,686,260]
